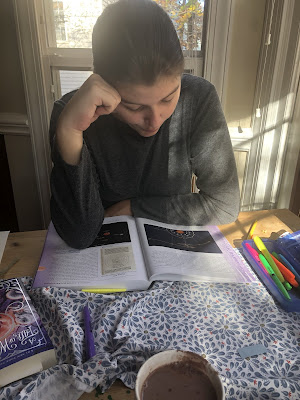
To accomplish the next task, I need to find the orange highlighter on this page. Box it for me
[270,254,298,287]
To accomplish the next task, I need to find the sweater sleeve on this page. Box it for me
[49,96,104,249]
[131,82,240,226]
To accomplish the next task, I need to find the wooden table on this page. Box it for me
[1,209,300,399]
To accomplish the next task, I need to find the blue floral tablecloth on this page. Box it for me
[1,274,300,400]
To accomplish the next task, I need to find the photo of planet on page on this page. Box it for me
[136,218,256,284]
[89,222,131,247]
[144,224,222,253]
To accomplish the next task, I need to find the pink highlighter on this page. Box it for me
[245,243,269,277]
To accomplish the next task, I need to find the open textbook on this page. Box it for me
[32,216,255,291]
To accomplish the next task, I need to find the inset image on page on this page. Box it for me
[101,245,136,275]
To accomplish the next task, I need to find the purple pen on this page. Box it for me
[83,305,96,360]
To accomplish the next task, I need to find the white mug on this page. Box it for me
[135,350,225,400]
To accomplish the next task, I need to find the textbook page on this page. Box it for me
[136,218,254,283]
[33,216,149,290]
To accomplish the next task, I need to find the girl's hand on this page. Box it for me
[58,73,121,134]
[104,200,132,217]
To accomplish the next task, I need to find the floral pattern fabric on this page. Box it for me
[1,274,300,400]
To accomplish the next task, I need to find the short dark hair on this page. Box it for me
[92,0,184,86]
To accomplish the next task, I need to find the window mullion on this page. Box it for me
[47,47,93,69]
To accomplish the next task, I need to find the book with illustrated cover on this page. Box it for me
[32,216,255,291]
[0,278,56,387]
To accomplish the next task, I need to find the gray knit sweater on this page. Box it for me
[50,74,240,249]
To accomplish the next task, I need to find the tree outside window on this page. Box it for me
[51,0,204,52]
[154,0,204,52]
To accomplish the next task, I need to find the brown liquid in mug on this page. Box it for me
[141,360,218,400]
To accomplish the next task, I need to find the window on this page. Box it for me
[154,0,205,76]
[51,0,103,48]
[40,0,206,101]
[53,1,66,42]
[58,70,93,96]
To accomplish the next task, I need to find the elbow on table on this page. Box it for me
[50,200,104,249]
[63,233,96,250]
[54,225,98,249]
[51,217,103,249]
[217,198,240,225]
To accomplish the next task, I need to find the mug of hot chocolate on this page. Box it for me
[135,350,224,400]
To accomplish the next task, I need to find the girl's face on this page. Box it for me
[113,75,181,137]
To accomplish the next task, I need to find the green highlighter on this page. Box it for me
[258,254,291,301]
[271,251,292,290]
[253,236,284,282]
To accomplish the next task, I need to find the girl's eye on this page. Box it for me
[161,97,173,103]
[123,104,143,112]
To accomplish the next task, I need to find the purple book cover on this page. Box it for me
[0,278,54,370]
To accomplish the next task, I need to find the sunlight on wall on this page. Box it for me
[224,0,266,129]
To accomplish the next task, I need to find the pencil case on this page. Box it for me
[242,231,300,312]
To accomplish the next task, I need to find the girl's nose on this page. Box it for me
[144,107,162,129]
